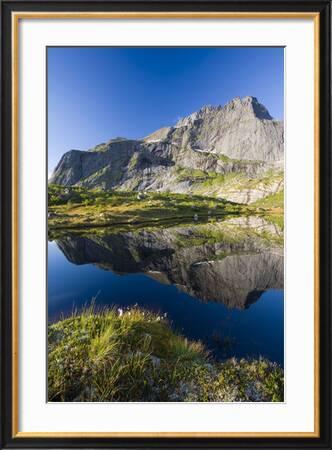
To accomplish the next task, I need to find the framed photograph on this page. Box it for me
[1,0,331,448]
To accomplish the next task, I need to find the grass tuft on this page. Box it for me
[48,306,283,402]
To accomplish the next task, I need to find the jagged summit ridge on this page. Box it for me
[174,96,273,129]
[143,95,282,161]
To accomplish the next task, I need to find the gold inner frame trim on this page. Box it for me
[11,11,320,18]
[11,11,320,439]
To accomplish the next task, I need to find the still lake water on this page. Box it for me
[48,219,284,365]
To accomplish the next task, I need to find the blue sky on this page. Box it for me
[48,47,284,174]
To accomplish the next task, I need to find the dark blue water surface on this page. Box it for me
[48,225,284,365]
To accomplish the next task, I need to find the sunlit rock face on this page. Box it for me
[146,96,283,162]
[49,97,284,204]
[54,218,284,309]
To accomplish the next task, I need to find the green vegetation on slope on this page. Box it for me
[48,184,253,230]
[217,154,261,165]
[198,169,283,192]
[252,191,284,230]
[176,167,210,182]
[175,166,241,187]
[48,306,284,402]
[175,166,284,203]
[252,190,284,209]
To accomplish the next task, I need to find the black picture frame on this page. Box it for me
[1,1,331,448]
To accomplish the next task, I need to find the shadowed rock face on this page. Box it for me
[54,219,284,309]
[49,97,284,204]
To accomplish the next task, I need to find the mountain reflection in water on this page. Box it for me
[48,216,284,364]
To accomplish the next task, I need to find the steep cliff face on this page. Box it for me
[50,96,284,204]
[54,218,284,309]
[144,96,283,162]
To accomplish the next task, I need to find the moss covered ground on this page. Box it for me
[48,306,284,402]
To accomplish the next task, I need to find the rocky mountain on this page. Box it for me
[50,96,284,204]
[54,217,284,309]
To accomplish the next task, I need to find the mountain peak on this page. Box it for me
[50,94,283,195]
[176,97,273,128]
[226,96,273,120]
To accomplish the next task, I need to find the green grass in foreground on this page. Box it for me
[48,306,284,402]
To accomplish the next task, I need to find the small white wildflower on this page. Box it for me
[117,308,123,317]
[151,355,160,367]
